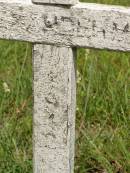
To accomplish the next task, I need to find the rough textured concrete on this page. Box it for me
[0,1,130,51]
[32,0,78,5]
[33,44,76,173]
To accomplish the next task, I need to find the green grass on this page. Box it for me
[76,49,130,173]
[0,0,130,173]
[0,41,32,173]
[81,0,130,6]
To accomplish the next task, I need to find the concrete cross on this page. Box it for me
[0,0,130,173]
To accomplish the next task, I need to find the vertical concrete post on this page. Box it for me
[33,44,76,173]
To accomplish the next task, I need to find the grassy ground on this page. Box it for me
[0,0,130,173]
[0,41,32,173]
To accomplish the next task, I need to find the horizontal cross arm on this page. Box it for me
[0,1,130,51]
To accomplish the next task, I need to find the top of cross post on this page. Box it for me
[32,0,78,5]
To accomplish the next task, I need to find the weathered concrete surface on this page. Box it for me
[0,1,130,51]
[33,44,76,173]
[32,0,78,5]
[0,0,32,4]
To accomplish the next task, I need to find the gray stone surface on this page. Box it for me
[0,1,130,51]
[32,0,78,5]
[33,44,76,173]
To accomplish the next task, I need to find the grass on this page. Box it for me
[0,0,130,173]
[0,41,32,173]
[76,49,130,173]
